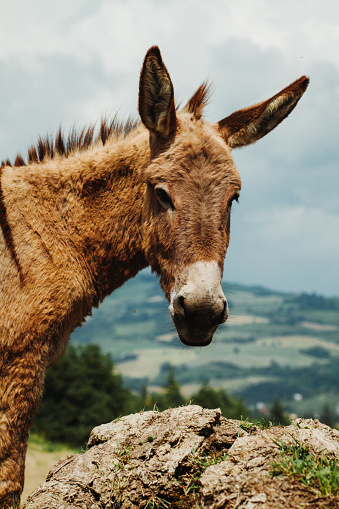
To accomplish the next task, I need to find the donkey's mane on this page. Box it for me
[1,117,139,169]
[1,81,211,169]
[185,82,211,120]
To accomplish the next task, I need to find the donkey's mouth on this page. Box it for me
[178,333,213,347]
[175,321,219,347]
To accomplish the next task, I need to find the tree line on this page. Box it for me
[32,344,305,448]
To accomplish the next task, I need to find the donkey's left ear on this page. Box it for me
[217,76,309,148]
[139,46,177,140]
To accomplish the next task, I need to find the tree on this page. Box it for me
[137,379,167,411]
[269,397,289,425]
[320,403,334,428]
[33,344,134,447]
[165,364,185,408]
[191,382,249,420]
[139,365,185,412]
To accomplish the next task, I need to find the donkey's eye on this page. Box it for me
[155,186,174,211]
[223,191,240,227]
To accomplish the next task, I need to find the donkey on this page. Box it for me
[0,46,308,505]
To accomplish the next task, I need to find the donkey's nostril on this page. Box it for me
[173,294,185,317]
[216,299,228,325]
[178,296,185,313]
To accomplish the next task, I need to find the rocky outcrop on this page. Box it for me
[23,405,339,509]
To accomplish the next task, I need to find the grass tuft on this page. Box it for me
[239,416,275,433]
[271,435,339,496]
[144,496,171,509]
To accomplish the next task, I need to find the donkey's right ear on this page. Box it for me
[138,46,177,141]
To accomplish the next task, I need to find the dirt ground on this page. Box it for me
[23,409,339,509]
[22,441,74,502]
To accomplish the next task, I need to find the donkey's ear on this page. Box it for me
[217,76,309,148]
[139,46,177,140]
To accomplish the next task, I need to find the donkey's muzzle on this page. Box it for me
[169,261,228,347]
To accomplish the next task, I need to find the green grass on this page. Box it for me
[239,416,275,432]
[145,497,171,509]
[271,435,339,496]
[28,433,79,453]
[184,449,228,497]
[162,449,229,509]
[191,449,228,472]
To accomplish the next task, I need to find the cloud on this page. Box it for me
[0,0,338,296]
[226,203,339,296]
[0,54,120,162]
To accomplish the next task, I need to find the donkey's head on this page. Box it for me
[139,46,308,347]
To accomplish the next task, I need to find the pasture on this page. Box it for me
[72,270,339,416]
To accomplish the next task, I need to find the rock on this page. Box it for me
[23,406,339,509]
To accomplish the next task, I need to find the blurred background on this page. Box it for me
[1,0,338,496]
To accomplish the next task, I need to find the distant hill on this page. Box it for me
[71,269,339,421]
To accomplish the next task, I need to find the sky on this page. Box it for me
[0,0,338,297]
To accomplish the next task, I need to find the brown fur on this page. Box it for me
[0,46,308,505]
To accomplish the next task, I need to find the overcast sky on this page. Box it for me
[1,0,338,297]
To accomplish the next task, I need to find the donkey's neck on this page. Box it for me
[3,128,150,306]
[69,130,151,301]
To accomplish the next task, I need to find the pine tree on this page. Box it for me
[191,382,249,419]
[164,364,185,408]
[33,344,134,447]
[270,397,289,425]
[320,403,334,428]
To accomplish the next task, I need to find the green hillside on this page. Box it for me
[71,269,339,421]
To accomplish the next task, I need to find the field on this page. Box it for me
[22,435,76,502]
[72,269,339,421]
